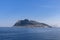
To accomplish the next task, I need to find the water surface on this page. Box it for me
[0,27,60,40]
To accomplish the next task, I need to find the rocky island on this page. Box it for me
[13,19,52,28]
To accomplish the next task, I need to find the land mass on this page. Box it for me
[13,19,52,28]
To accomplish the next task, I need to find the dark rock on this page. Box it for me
[13,19,52,28]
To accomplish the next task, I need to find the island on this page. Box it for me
[13,19,52,28]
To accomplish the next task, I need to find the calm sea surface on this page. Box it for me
[0,27,60,40]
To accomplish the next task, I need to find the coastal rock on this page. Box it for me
[13,19,52,28]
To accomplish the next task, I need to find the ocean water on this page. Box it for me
[0,27,60,40]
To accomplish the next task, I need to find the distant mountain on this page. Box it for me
[13,19,52,28]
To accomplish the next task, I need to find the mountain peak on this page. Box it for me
[13,19,52,28]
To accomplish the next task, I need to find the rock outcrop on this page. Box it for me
[13,19,52,28]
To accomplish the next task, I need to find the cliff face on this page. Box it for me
[13,19,52,28]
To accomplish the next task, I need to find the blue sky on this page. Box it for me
[0,0,60,27]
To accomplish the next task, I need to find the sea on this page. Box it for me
[0,27,60,40]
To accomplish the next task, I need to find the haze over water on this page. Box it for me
[0,0,60,40]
